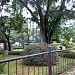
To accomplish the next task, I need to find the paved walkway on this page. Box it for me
[60,66,75,75]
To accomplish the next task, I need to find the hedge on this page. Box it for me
[63,52,75,58]
[23,43,58,66]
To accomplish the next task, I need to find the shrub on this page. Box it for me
[9,51,22,55]
[52,43,61,46]
[0,55,5,74]
[63,49,71,53]
[12,46,23,50]
[63,52,75,58]
[23,43,58,66]
[61,39,74,48]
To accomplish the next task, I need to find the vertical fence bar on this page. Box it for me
[16,60,17,75]
[8,62,10,75]
[46,54,48,75]
[73,49,74,66]
[62,50,65,71]
[34,64,35,75]
[22,59,24,75]
[56,52,58,74]
[42,57,44,75]
[58,51,60,73]
[38,64,39,75]
[71,49,73,67]
[28,58,30,75]
[64,50,66,70]
[42,64,43,75]
[48,46,52,75]
[46,65,48,75]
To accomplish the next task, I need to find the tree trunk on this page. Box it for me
[40,30,47,43]
[7,38,11,51]
[4,33,11,51]
[39,17,53,44]
[40,32,52,44]
[3,39,8,55]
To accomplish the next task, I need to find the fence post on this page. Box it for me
[48,46,52,75]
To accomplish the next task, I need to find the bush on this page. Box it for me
[0,50,23,55]
[23,43,58,66]
[52,43,61,46]
[0,55,5,74]
[63,52,75,58]
[9,51,22,55]
[61,39,74,48]
[63,50,70,54]
[12,46,23,50]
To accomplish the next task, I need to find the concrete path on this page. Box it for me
[60,66,75,75]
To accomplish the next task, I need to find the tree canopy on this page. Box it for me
[0,0,27,51]
[16,0,75,44]
[0,0,75,44]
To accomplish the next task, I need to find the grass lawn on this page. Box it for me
[12,49,24,51]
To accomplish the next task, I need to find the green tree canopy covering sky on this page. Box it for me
[0,0,75,44]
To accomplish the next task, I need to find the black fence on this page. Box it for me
[0,46,75,75]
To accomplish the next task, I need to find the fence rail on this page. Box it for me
[0,47,75,75]
[0,51,49,63]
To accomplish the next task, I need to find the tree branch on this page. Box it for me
[43,0,53,31]
[48,0,66,39]
[35,1,44,29]
[18,0,39,23]
[44,0,53,19]
[64,9,75,19]
[54,0,66,21]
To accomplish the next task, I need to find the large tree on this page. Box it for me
[1,0,75,44]
[0,15,12,51]
[0,0,26,51]
[16,0,75,44]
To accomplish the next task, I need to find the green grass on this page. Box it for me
[51,43,61,46]
[0,49,24,55]
[12,49,24,51]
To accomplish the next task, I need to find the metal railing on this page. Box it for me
[0,46,75,75]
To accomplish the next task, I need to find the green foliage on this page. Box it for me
[23,44,58,65]
[0,50,23,55]
[63,52,75,58]
[50,44,58,64]
[2,2,27,45]
[63,49,71,53]
[50,44,58,50]
[52,43,61,46]
[62,26,75,41]
[18,0,75,44]
[12,46,23,49]
[9,51,22,55]
[61,40,70,47]
[61,39,74,48]
[0,55,5,74]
